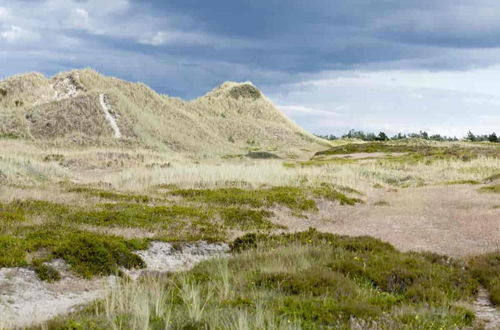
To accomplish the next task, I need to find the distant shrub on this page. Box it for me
[246,151,280,159]
[230,233,258,252]
[0,88,7,97]
[229,84,261,100]
[43,154,65,162]
[478,185,500,194]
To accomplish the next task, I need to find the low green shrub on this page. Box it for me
[34,264,61,282]
[469,252,500,305]
[219,207,278,230]
[246,151,280,159]
[53,233,146,278]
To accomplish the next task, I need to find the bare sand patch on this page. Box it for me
[273,185,500,257]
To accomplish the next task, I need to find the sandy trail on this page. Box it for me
[99,93,121,139]
[474,288,500,329]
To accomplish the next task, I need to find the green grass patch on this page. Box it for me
[171,187,318,211]
[445,180,481,185]
[70,203,210,228]
[171,185,362,211]
[0,236,28,267]
[219,207,280,230]
[312,184,363,205]
[67,186,151,203]
[478,184,500,194]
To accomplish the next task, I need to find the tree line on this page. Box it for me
[317,130,499,143]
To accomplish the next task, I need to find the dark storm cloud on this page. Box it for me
[1,0,500,100]
[1,0,499,135]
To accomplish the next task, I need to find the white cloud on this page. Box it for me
[0,7,8,18]
[139,30,239,47]
[1,25,39,43]
[278,105,340,116]
[74,8,90,25]
[270,68,500,136]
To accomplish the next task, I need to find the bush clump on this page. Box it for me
[229,84,261,100]
[53,233,146,278]
[246,151,280,159]
[34,264,61,282]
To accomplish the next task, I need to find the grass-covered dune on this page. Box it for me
[45,230,500,329]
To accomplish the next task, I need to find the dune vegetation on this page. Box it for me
[0,70,499,329]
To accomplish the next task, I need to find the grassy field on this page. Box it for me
[0,138,499,328]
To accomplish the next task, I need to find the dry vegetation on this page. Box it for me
[1,70,499,329]
[0,70,326,155]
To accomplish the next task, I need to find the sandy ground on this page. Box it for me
[474,288,500,329]
[0,242,228,328]
[274,184,500,258]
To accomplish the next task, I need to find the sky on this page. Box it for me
[1,0,499,136]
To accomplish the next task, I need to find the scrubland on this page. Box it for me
[0,137,499,329]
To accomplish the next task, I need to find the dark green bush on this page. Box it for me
[34,264,61,282]
[53,233,146,278]
[246,151,280,159]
